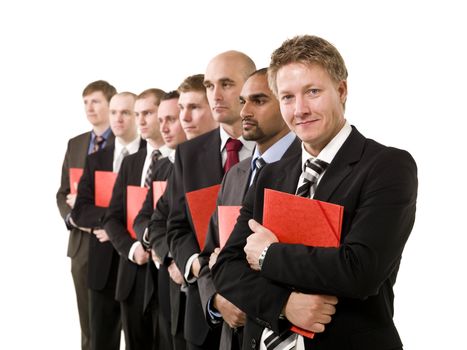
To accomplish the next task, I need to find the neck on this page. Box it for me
[93,123,109,136]
[257,128,290,155]
[221,119,242,138]
[117,132,137,146]
[148,138,164,149]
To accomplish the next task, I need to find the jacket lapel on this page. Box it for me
[314,127,365,202]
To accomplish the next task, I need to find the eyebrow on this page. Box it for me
[248,93,270,100]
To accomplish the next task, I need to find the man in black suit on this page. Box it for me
[146,74,218,350]
[132,90,187,350]
[197,68,301,350]
[103,89,170,350]
[166,51,257,350]
[212,35,418,350]
[72,91,144,350]
[56,80,116,350]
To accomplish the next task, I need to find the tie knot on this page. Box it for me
[151,149,162,161]
[304,158,329,176]
[95,135,104,144]
[254,157,266,170]
[225,138,243,152]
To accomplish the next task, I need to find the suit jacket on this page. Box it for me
[166,127,224,346]
[147,166,187,337]
[132,157,174,315]
[103,142,150,301]
[72,142,145,291]
[198,137,301,350]
[212,127,418,350]
[56,131,115,258]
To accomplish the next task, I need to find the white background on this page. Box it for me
[0,0,465,348]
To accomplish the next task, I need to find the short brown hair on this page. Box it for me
[137,88,166,106]
[161,90,180,102]
[178,74,206,94]
[82,80,117,102]
[268,35,348,95]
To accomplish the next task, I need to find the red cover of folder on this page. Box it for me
[152,181,167,208]
[126,185,148,239]
[94,171,117,208]
[69,168,83,195]
[186,184,221,249]
[263,188,343,338]
[218,206,241,249]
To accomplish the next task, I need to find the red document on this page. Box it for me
[69,168,83,194]
[94,171,117,208]
[126,185,148,239]
[263,188,343,338]
[185,184,221,249]
[218,206,241,249]
[152,181,167,208]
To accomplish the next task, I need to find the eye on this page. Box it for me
[239,98,245,105]
[307,88,320,96]
[222,81,233,88]
[281,95,294,103]
[204,83,213,90]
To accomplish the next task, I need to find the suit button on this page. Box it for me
[251,339,256,349]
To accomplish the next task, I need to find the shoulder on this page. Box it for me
[177,128,220,154]
[68,131,91,144]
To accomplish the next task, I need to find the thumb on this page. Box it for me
[248,219,265,233]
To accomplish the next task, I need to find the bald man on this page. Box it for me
[166,51,256,350]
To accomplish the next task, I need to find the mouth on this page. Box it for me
[242,119,258,128]
[296,119,319,127]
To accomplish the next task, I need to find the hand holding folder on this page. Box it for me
[94,171,117,207]
[262,188,343,338]
[185,184,221,249]
[126,185,148,239]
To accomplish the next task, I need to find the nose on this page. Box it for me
[212,85,223,102]
[160,120,169,133]
[180,109,192,122]
[240,102,252,120]
[294,95,310,119]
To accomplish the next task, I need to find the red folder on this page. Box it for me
[263,188,343,338]
[94,171,117,208]
[152,181,167,208]
[69,168,83,194]
[185,184,221,249]
[126,185,149,239]
[218,206,241,249]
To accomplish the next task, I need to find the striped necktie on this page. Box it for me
[295,158,329,198]
[144,149,162,188]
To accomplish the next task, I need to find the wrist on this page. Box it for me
[258,244,271,270]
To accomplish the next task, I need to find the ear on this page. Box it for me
[337,80,347,105]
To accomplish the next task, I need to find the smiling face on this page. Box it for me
[276,62,347,156]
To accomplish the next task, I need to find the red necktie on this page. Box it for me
[224,138,243,173]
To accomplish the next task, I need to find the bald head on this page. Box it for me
[204,50,256,133]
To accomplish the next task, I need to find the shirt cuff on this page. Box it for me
[129,241,141,262]
[184,253,199,283]
[207,296,222,324]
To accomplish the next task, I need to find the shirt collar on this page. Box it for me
[219,126,255,154]
[250,131,296,170]
[115,136,141,156]
[146,143,172,159]
[300,120,352,169]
